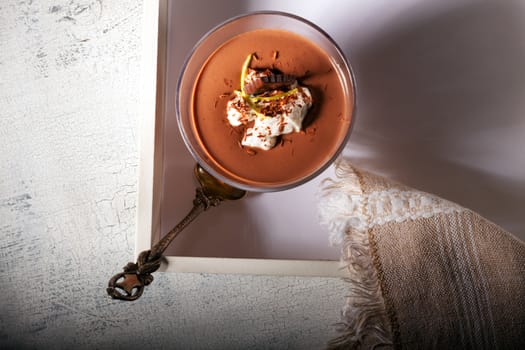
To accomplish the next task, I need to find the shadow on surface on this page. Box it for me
[341,0,525,238]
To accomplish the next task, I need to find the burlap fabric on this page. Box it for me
[319,159,525,349]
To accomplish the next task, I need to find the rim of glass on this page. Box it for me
[176,11,357,192]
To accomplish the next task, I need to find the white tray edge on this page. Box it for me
[158,257,348,278]
[135,0,163,259]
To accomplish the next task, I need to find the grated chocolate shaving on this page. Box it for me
[245,148,257,156]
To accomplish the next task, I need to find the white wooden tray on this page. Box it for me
[135,0,346,277]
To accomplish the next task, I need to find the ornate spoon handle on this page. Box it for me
[107,164,246,301]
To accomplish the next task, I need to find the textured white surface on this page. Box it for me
[2,0,524,348]
[0,1,347,348]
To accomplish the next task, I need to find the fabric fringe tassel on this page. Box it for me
[319,158,393,349]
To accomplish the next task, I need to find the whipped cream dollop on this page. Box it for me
[226,68,313,151]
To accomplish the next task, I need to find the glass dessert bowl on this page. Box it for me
[177,11,356,192]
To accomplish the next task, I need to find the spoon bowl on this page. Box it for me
[194,164,246,200]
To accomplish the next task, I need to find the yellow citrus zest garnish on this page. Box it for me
[238,52,298,120]
[233,89,267,119]
[245,95,267,119]
[251,87,299,102]
[240,53,253,98]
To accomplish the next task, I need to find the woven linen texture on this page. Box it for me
[320,159,525,349]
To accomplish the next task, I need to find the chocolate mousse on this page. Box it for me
[191,28,353,189]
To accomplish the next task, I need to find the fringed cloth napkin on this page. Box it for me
[319,158,525,349]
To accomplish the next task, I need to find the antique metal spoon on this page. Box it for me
[107,164,246,301]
